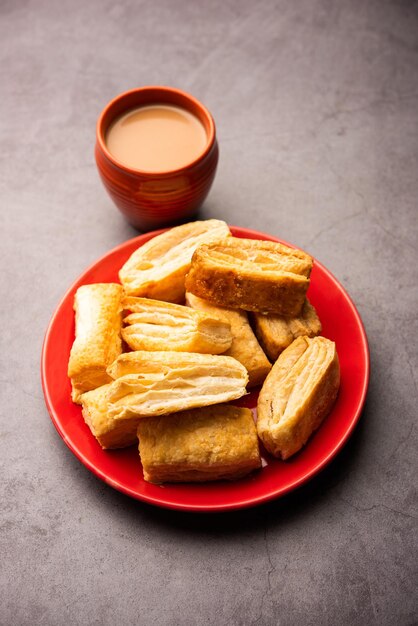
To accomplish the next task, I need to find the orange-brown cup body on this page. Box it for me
[95,86,219,231]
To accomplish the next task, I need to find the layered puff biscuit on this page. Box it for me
[67,283,123,403]
[257,336,340,460]
[80,384,139,449]
[138,405,261,483]
[119,219,231,302]
[106,351,249,420]
[185,237,313,316]
[185,292,271,387]
[122,297,232,354]
[253,299,322,362]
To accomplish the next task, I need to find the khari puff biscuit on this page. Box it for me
[122,297,232,354]
[257,336,340,460]
[185,292,271,387]
[68,283,123,403]
[119,219,231,302]
[138,405,261,483]
[253,299,322,361]
[106,351,249,420]
[80,384,139,449]
[185,237,313,316]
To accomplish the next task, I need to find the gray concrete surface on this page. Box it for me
[1,0,417,624]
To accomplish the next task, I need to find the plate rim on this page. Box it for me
[41,225,370,512]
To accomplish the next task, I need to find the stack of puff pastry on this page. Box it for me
[68,219,340,484]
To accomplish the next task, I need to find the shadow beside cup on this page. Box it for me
[95,86,219,231]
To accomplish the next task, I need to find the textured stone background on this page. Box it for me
[1,0,417,624]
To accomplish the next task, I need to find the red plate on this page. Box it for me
[41,226,369,512]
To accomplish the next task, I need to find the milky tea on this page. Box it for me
[105,104,208,172]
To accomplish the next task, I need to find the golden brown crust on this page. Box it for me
[121,296,232,354]
[257,336,340,459]
[185,292,271,387]
[138,404,261,483]
[106,351,249,420]
[80,384,139,449]
[67,283,123,403]
[253,299,322,361]
[185,237,313,316]
[119,219,231,302]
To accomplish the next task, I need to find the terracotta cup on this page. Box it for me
[95,86,219,230]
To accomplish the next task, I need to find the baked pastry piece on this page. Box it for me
[185,237,313,316]
[106,351,248,420]
[119,219,231,302]
[185,292,271,387]
[137,404,261,483]
[67,283,123,403]
[257,336,340,459]
[253,299,322,361]
[122,296,232,354]
[80,384,139,449]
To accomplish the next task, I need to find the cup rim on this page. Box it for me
[96,85,216,176]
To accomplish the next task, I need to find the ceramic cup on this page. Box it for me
[95,86,219,230]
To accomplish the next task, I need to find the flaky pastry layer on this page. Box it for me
[253,299,322,361]
[185,292,271,387]
[257,336,340,459]
[67,283,123,403]
[80,384,139,449]
[106,351,249,420]
[122,296,232,354]
[119,219,231,302]
[185,237,313,316]
[138,404,261,483]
